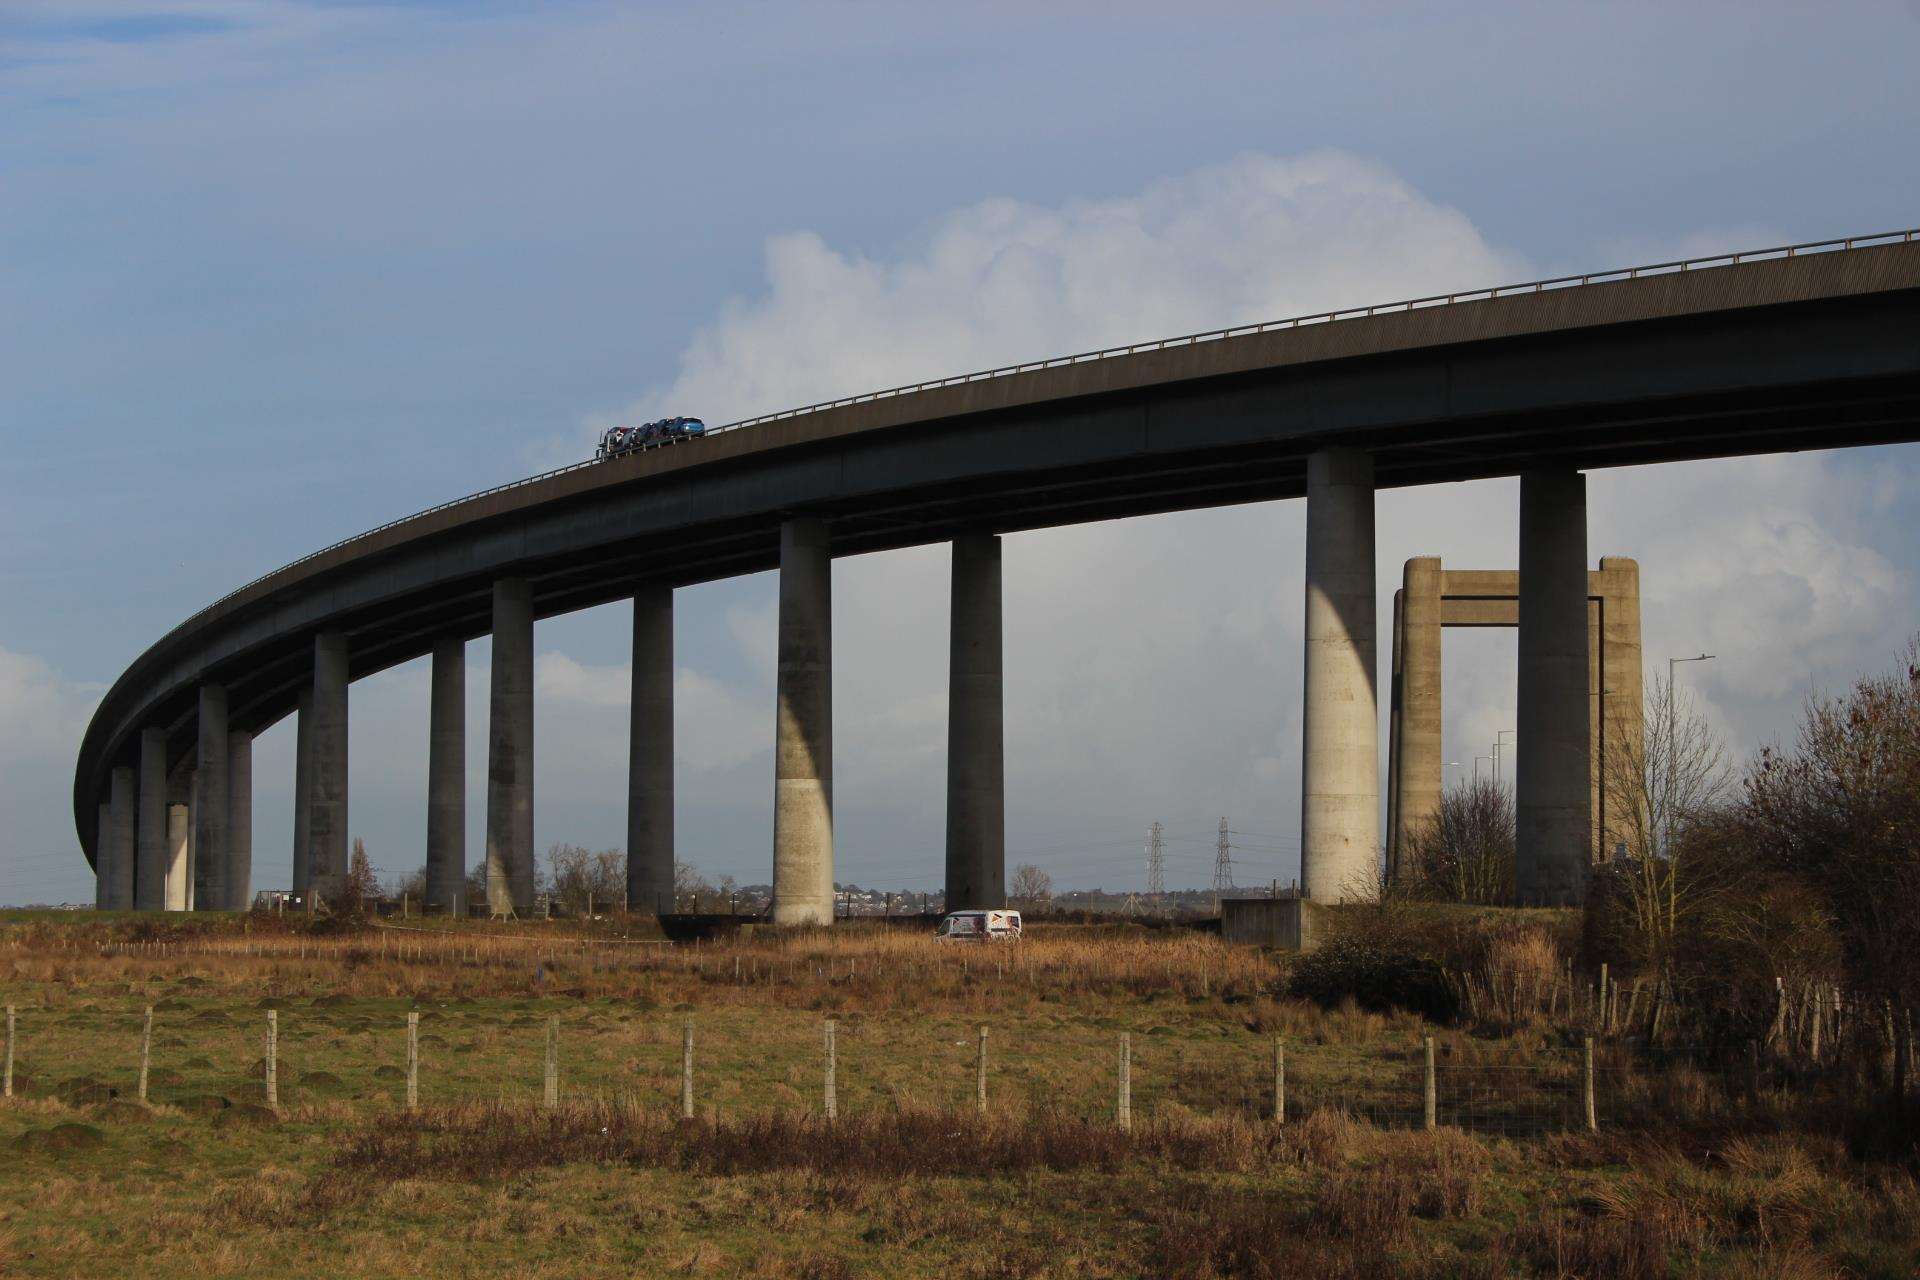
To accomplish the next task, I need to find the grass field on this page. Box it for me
[1,913,1915,1278]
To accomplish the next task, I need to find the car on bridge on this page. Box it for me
[597,416,706,460]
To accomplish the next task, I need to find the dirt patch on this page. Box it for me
[14,1123,105,1154]
[212,1103,279,1128]
[57,1079,119,1105]
[91,1100,154,1124]
[300,1070,344,1088]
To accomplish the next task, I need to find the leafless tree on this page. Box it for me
[1592,672,1738,978]
[1400,779,1514,905]
[674,860,714,911]
[1743,638,1920,1106]
[547,843,624,914]
[1009,864,1053,908]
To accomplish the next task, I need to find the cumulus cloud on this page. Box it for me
[609,152,1528,431]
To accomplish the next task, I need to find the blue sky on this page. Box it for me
[4,1,1919,904]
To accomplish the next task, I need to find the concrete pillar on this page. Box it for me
[1388,557,1444,884]
[226,731,252,910]
[1517,469,1592,905]
[945,534,1005,910]
[105,767,135,908]
[136,729,168,911]
[194,685,229,911]
[486,579,535,917]
[292,688,312,898]
[310,633,349,903]
[94,800,112,909]
[427,636,466,916]
[1593,557,1644,860]
[1300,449,1378,902]
[165,803,191,911]
[627,586,675,916]
[771,519,834,925]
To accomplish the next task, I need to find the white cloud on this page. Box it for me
[610,151,1529,431]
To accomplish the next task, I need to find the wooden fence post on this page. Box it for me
[3,1004,13,1099]
[1272,1038,1286,1124]
[265,1010,278,1110]
[681,1020,695,1120]
[138,1006,153,1104]
[544,1015,559,1109]
[1423,1036,1437,1130]
[823,1020,838,1121]
[976,1025,989,1116]
[1117,1033,1132,1132]
[1583,1036,1597,1132]
[406,1012,419,1110]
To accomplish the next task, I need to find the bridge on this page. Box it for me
[74,230,1920,920]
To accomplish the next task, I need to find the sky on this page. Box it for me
[3,1,1919,904]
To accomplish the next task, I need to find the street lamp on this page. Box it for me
[1493,729,1517,785]
[1473,755,1492,784]
[1444,760,1463,785]
[1665,653,1715,856]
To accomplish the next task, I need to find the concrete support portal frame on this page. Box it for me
[1385,554,1643,894]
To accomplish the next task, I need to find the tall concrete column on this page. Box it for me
[226,731,252,909]
[107,768,136,908]
[1593,557,1644,861]
[194,685,229,911]
[136,728,168,911]
[771,519,834,925]
[292,688,313,898]
[310,632,350,903]
[165,803,191,911]
[945,534,1005,910]
[1300,448,1378,903]
[627,586,675,916]
[95,800,112,909]
[486,578,535,917]
[427,636,466,916]
[1388,557,1444,882]
[1517,469,1592,905]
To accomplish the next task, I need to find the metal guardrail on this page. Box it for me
[164,227,1920,642]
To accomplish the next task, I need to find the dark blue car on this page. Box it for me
[597,416,707,460]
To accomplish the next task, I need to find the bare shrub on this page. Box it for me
[1399,779,1514,905]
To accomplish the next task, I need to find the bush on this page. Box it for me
[1289,936,1459,1022]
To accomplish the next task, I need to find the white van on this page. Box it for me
[935,909,1022,942]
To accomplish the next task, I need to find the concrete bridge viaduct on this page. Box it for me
[73,233,1920,919]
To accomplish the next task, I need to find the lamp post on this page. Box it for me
[1443,760,1463,787]
[1473,755,1492,784]
[1493,730,1517,786]
[1665,654,1715,857]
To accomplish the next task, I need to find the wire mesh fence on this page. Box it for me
[0,992,1794,1140]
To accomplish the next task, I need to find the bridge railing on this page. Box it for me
[162,227,1918,642]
